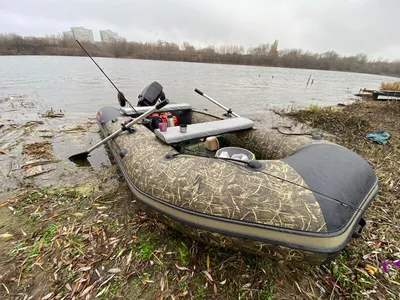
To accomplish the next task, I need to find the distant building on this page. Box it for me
[99,29,120,43]
[70,26,94,43]
[63,31,73,40]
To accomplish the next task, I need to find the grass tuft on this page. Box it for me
[138,241,155,260]
[381,81,400,91]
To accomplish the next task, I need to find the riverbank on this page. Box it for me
[0,97,399,299]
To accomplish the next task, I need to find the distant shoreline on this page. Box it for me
[1,33,399,78]
[2,52,399,79]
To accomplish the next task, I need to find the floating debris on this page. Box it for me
[23,141,54,159]
[39,133,54,138]
[39,108,65,118]
[22,159,61,168]
[59,125,86,133]
[24,166,56,178]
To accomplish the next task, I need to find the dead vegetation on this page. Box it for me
[381,82,400,91]
[0,172,304,300]
[22,142,54,160]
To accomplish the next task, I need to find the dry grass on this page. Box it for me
[0,176,313,299]
[381,82,400,91]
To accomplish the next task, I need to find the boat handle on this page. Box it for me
[352,217,367,238]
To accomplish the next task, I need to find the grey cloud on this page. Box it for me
[0,0,399,60]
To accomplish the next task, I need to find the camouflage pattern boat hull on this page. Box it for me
[97,107,378,265]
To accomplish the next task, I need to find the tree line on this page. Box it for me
[1,33,399,77]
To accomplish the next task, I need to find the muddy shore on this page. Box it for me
[0,96,399,299]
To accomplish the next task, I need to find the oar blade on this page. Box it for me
[68,151,91,166]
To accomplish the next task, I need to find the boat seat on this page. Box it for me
[121,103,192,116]
[154,117,254,144]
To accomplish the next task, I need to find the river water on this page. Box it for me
[1,56,398,120]
[0,56,398,193]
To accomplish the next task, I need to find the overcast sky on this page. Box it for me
[1,0,399,60]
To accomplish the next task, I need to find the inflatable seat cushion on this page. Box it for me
[154,117,254,144]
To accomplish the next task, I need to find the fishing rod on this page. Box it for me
[75,39,138,115]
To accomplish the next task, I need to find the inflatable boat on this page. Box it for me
[95,82,378,265]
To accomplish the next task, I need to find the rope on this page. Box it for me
[172,150,365,213]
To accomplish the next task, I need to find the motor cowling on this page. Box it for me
[137,81,165,107]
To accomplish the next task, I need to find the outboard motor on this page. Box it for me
[137,81,165,107]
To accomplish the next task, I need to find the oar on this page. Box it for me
[69,99,169,163]
[194,88,240,117]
